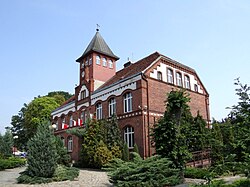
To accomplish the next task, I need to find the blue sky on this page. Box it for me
[1,0,250,134]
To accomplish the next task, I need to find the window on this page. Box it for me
[124,92,132,113]
[81,111,85,123]
[96,55,100,65]
[194,84,198,92]
[109,98,116,117]
[89,57,92,65]
[55,120,58,130]
[184,75,190,89]
[176,72,182,87]
[108,60,113,68]
[61,117,65,129]
[167,69,174,84]
[69,115,73,127]
[81,62,84,68]
[67,136,73,152]
[81,90,86,99]
[157,71,162,81]
[61,137,65,146]
[124,126,134,148]
[96,103,102,119]
[103,58,107,66]
[85,58,88,65]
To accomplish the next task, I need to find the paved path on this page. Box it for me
[0,167,113,187]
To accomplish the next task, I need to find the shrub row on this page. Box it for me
[0,157,26,170]
[17,165,79,184]
[184,167,213,179]
[191,178,250,187]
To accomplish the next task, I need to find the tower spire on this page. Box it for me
[96,24,100,32]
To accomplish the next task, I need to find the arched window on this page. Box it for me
[96,103,102,120]
[184,75,190,89]
[109,98,116,117]
[89,57,92,65]
[194,84,198,92]
[69,115,73,127]
[85,58,88,65]
[176,72,182,87]
[108,60,113,68]
[103,58,107,66]
[67,136,73,152]
[61,116,65,129]
[157,71,162,81]
[124,92,132,113]
[124,126,134,148]
[96,55,100,65]
[81,111,85,123]
[55,119,58,130]
[167,68,174,84]
[81,90,86,99]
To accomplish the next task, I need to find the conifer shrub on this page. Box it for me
[184,167,212,179]
[54,136,70,166]
[104,152,181,187]
[133,143,140,155]
[122,143,130,161]
[26,121,58,178]
[93,140,113,168]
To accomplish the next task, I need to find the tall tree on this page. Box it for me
[0,129,13,158]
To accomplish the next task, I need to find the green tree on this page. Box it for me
[47,91,73,101]
[54,136,70,166]
[0,129,13,158]
[152,90,192,179]
[26,121,58,178]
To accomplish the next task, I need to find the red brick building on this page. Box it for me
[51,30,210,161]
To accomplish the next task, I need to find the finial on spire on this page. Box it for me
[96,24,100,32]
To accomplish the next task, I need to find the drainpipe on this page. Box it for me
[142,73,151,157]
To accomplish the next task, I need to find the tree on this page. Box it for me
[47,91,73,101]
[26,121,58,178]
[152,90,192,179]
[0,129,13,158]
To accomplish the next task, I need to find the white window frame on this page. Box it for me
[67,136,73,152]
[108,60,113,68]
[167,69,174,84]
[103,57,107,66]
[124,126,134,148]
[96,103,102,119]
[109,98,116,117]
[184,75,190,89]
[176,72,182,87]
[124,92,132,113]
[61,117,65,129]
[96,55,100,65]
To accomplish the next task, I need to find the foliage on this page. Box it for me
[0,157,26,171]
[93,140,113,168]
[152,90,192,173]
[0,129,13,158]
[190,178,250,187]
[184,167,213,179]
[17,165,79,184]
[133,143,140,155]
[26,121,58,178]
[54,136,70,166]
[122,143,130,161]
[10,91,72,150]
[104,152,181,187]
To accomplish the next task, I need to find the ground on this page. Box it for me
[0,167,113,187]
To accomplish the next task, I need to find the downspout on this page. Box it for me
[142,73,151,157]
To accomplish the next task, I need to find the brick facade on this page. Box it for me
[51,31,210,161]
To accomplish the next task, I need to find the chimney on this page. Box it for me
[123,61,132,68]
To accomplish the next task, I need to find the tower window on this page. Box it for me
[124,126,134,148]
[124,92,132,113]
[96,103,102,120]
[103,58,107,67]
[157,71,162,81]
[167,68,174,84]
[80,90,86,99]
[109,98,116,117]
[184,75,190,89]
[96,55,100,65]
[108,60,113,68]
[176,72,183,87]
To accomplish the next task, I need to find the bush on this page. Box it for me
[185,167,213,179]
[93,140,113,168]
[17,165,79,184]
[0,157,26,170]
[104,153,182,187]
[190,179,250,187]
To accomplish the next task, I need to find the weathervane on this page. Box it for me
[96,24,100,32]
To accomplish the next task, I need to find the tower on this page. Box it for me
[75,29,119,103]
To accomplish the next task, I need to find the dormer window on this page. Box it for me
[176,72,182,87]
[184,75,190,89]
[157,71,162,81]
[108,60,113,68]
[81,90,86,99]
[194,84,198,92]
[96,55,100,65]
[103,58,107,66]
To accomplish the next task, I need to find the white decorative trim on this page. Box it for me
[77,102,89,110]
[91,74,141,105]
[52,102,75,118]
[78,85,89,100]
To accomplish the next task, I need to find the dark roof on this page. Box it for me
[97,51,196,91]
[76,31,119,62]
